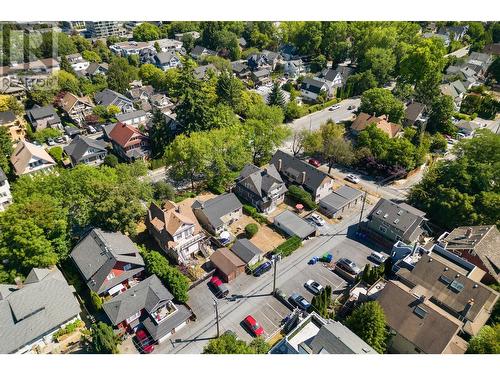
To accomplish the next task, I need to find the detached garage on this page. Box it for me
[273,210,317,239]
[210,247,246,283]
[319,185,363,218]
[231,239,263,266]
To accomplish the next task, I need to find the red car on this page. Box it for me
[135,329,154,354]
[243,315,264,337]
[209,276,229,298]
[308,158,321,168]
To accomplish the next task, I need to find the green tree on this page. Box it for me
[430,133,448,152]
[346,70,378,96]
[133,23,161,41]
[346,301,388,354]
[107,57,138,94]
[39,32,77,58]
[0,127,12,174]
[311,285,333,318]
[57,70,80,94]
[103,154,119,168]
[245,223,259,239]
[216,70,243,110]
[294,21,322,55]
[248,337,270,354]
[359,88,405,123]
[152,181,175,203]
[310,54,327,73]
[267,82,286,108]
[466,324,500,354]
[427,95,455,134]
[82,50,102,63]
[48,146,63,164]
[139,64,166,91]
[149,110,174,158]
[91,322,120,354]
[361,47,396,84]
[203,333,254,354]
[90,291,103,311]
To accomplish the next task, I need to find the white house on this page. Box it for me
[0,168,12,211]
[65,53,90,72]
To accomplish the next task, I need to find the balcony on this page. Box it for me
[151,301,177,324]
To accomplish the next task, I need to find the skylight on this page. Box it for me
[414,305,428,319]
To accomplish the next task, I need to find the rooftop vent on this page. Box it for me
[383,214,389,218]
[397,210,403,215]
[376,210,382,215]
[394,219,400,224]
[444,267,449,271]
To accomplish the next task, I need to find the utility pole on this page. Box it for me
[358,191,367,228]
[212,298,220,338]
[272,257,278,295]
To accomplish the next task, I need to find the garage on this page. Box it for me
[273,210,317,239]
[319,185,363,218]
[210,247,246,283]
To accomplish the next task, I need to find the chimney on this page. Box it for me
[300,171,306,185]
[277,158,282,171]
[465,227,473,238]
[14,277,23,289]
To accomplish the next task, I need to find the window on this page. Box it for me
[450,280,465,293]
[379,226,387,233]
[123,264,132,271]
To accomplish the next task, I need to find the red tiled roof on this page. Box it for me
[109,122,145,148]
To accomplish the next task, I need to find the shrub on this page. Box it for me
[104,154,119,167]
[287,185,318,210]
[48,146,63,164]
[53,320,82,341]
[242,204,268,224]
[245,223,259,239]
[149,157,164,170]
[274,235,302,257]
[90,291,103,311]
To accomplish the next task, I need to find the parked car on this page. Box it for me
[135,329,154,354]
[308,158,321,168]
[347,105,355,110]
[32,140,41,146]
[369,251,387,264]
[304,280,324,295]
[253,261,272,277]
[329,104,341,111]
[289,292,311,311]
[209,276,229,298]
[345,174,360,184]
[336,258,361,275]
[46,138,56,146]
[88,125,97,134]
[309,213,326,226]
[243,315,264,336]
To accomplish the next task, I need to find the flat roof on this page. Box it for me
[274,210,316,239]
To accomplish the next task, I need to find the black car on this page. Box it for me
[289,293,311,311]
[253,261,272,276]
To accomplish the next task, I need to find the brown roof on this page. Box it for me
[109,122,147,148]
[210,248,245,276]
[10,141,56,175]
[376,281,463,354]
[60,92,93,113]
[351,112,401,138]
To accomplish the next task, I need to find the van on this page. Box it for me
[369,251,387,264]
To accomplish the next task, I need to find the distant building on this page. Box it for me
[351,113,402,138]
[85,21,122,39]
[106,122,150,162]
[94,89,135,113]
[26,105,62,131]
[0,167,12,211]
[64,135,107,167]
[0,110,25,143]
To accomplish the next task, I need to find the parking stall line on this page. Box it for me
[258,310,279,331]
[266,302,286,318]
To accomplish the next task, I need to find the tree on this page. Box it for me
[133,22,161,41]
[48,146,63,164]
[294,21,322,55]
[245,223,259,239]
[203,333,269,354]
[0,95,24,115]
[267,82,286,108]
[427,95,455,134]
[290,128,310,156]
[346,70,378,96]
[139,64,166,91]
[216,70,243,110]
[0,127,12,174]
[91,322,120,354]
[346,301,388,354]
[103,154,119,168]
[430,133,448,152]
[466,324,500,354]
[39,32,77,58]
[56,70,80,94]
[361,47,396,84]
[248,337,270,354]
[181,33,195,52]
[310,54,327,73]
[152,181,175,203]
[284,101,303,122]
[82,50,102,63]
[149,110,174,158]
[90,291,103,311]
[106,57,138,94]
[359,88,405,123]
[311,285,333,318]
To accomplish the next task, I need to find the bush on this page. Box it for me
[91,322,120,354]
[90,291,103,311]
[149,157,164,170]
[53,319,82,341]
[245,223,259,239]
[274,235,302,257]
[104,154,119,167]
[48,146,63,164]
[31,128,62,143]
[287,185,318,210]
[242,204,268,224]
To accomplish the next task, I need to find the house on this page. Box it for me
[456,120,481,136]
[280,44,300,61]
[395,252,499,336]
[351,113,402,138]
[270,312,376,354]
[364,198,428,248]
[58,92,94,125]
[26,105,62,131]
[107,122,151,162]
[150,94,175,114]
[231,61,251,79]
[210,247,246,283]
[251,68,271,86]
[64,135,107,167]
[273,210,317,239]
[440,80,467,109]
[319,185,364,218]
[115,110,148,127]
[192,193,243,235]
[153,51,182,71]
[253,84,291,105]
[85,62,109,77]
[174,31,200,41]
[248,51,281,71]
[194,64,217,80]
[231,239,263,266]
[109,41,154,57]
[318,66,353,94]
[127,85,154,102]
[283,59,305,79]
[438,25,469,41]
[153,38,183,52]
[190,45,216,60]
[482,43,500,56]
[146,201,207,265]
[234,164,287,214]
[70,228,145,297]
[436,226,500,284]
[300,77,330,101]
[65,53,90,72]
[466,52,493,78]
[238,37,247,48]
[0,267,81,354]
[94,89,135,113]
[0,110,25,142]
[404,102,427,127]
[0,167,12,211]
[10,141,56,176]
[271,150,334,202]
[375,280,467,354]
[422,32,450,47]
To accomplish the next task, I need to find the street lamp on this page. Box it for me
[212,298,220,338]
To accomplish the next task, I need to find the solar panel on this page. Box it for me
[414,305,428,319]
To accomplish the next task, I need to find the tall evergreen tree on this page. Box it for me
[267,81,286,108]
[346,301,388,353]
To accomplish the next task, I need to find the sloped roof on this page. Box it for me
[64,135,107,165]
[351,113,401,138]
[155,51,179,65]
[236,164,285,199]
[210,247,245,276]
[309,321,376,354]
[0,110,16,125]
[231,239,262,264]
[60,92,93,113]
[405,102,426,123]
[26,105,59,121]
[148,200,202,241]
[301,77,327,94]
[94,89,132,107]
[115,110,147,123]
[192,193,242,228]
[10,141,56,175]
[274,210,316,239]
[109,122,147,148]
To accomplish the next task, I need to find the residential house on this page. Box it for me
[0,110,25,142]
[395,252,499,336]
[192,193,243,236]
[85,62,109,77]
[210,247,246,283]
[248,51,281,71]
[466,51,493,78]
[146,201,207,265]
[190,45,216,60]
[438,25,469,41]
[436,226,500,284]
[271,150,334,203]
[375,280,467,354]
[300,77,330,101]
[273,210,317,239]
[150,94,175,114]
[107,122,151,162]
[440,80,467,110]
[10,141,56,176]
[94,89,135,113]
[283,59,305,79]
[194,64,217,80]
[0,167,12,211]
[58,92,94,125]
[115,110,148,127]
[231,239,263,267]
[231,61,251,79]
[319,185,364,218]
[64,135,107,167]
[0,267,81,354]
[253,84,291,105]
[127,85,154,102]
[153,51,182,71]
[404,102,427,127]
[422,32,450,47]
[234,164,287,214]
[174,31,200,41]
[153,38,183,52]
[351,113,402,138]
[270,312,376,354]
[280,44,300,61]
[65,53,90,72]
[318,66,353,95]
[456,120,481,137]
[109,41,154,57]
[102,275,191,341]
[70,228,145,297]
[26,105,62,131]
[364,198,428,248]
[251,68,271,86]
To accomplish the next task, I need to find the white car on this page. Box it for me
[328,104,341,111]
[304,280,324,295]
[345,174,360,184]
[310,213,326,226]
[46,138,56,146]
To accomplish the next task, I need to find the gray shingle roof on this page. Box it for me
[155,51,179,65]
[309,321,376,354]
[102,275,173,325]
[27,105,60,122]
[231,239,262,264]
[192,193,242,228]
[64,135,107,165]
[142,304,192,341]
[0,268,81,353]
[0,167,6,182]
[301,77,327,94]
[236,164,285,200]
[115,110,147,122]
[0,111,16,125]
[94,89,132,107]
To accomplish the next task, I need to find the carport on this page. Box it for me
[273,210,317,239]
[319,185,363,218]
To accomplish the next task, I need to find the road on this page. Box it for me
[445,45,470,58]
[154,205,376,354]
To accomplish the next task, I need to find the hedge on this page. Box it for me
[243,204,268,224]
[287,185,318,210]
[274,235,302,257]
[53,320,82,341]
[245,223,259,238]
